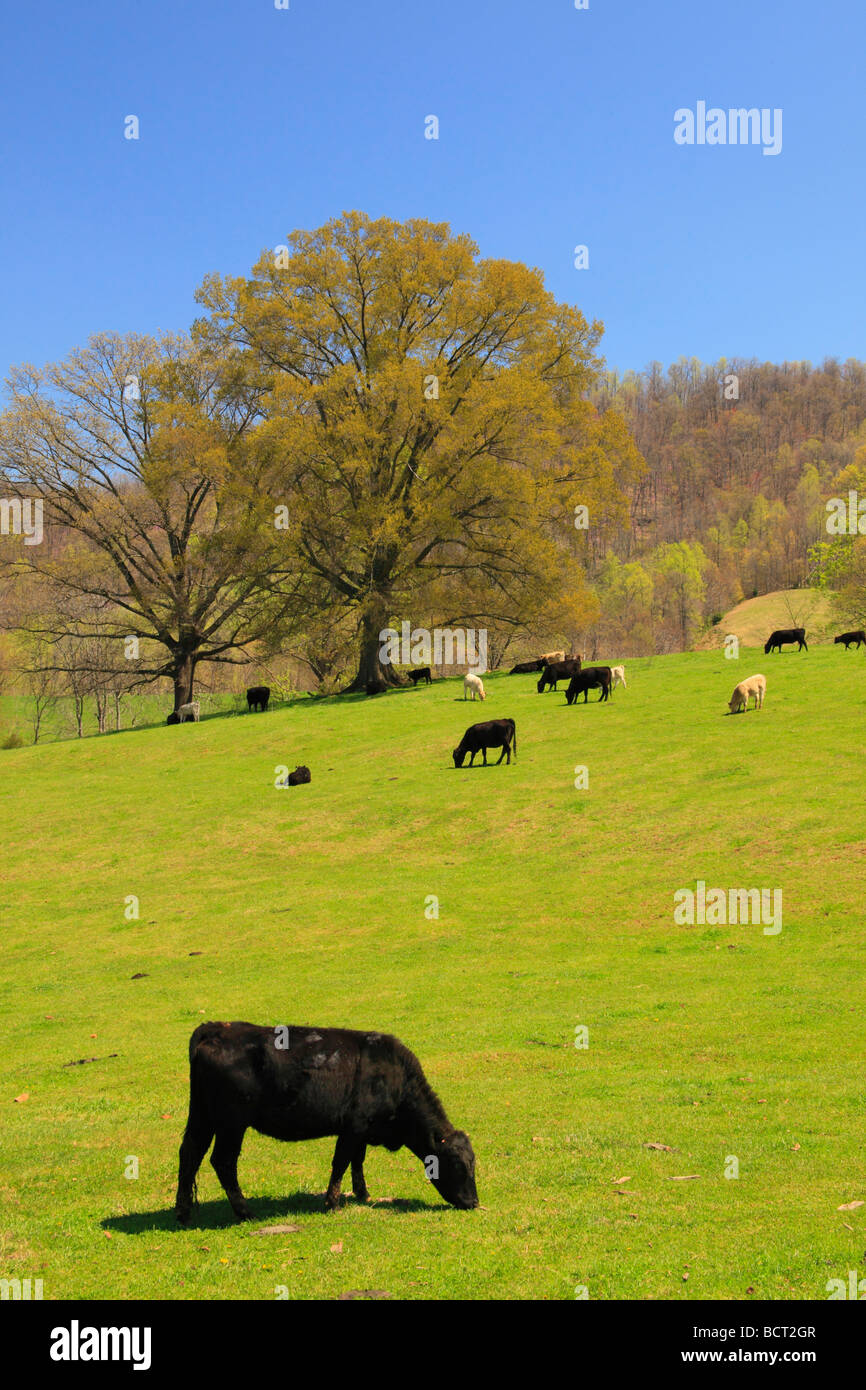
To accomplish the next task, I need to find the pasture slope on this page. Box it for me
[2,645,866,1302]
[698,589,836,650]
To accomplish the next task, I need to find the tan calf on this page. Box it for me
[728,673,766,714]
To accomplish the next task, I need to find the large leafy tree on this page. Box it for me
[0,333,306,708]
[196,212,643,689]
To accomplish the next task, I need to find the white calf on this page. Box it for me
[463,673,486,701]
[727,674,766,714]
[178,701,201,723]
[611,665,627,690]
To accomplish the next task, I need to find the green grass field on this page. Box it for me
[3,645,866,1301]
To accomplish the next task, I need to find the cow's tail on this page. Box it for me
[511,720,517,761]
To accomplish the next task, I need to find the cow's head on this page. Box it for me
[430,1130,478,1209]
[452,747,467,769]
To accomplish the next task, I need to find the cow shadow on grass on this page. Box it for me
[453,762,509,769]
[104,1192,442,1235]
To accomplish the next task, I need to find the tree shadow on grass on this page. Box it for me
[104,1192,443,1235]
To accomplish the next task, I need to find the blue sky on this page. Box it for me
[0,0,862,382]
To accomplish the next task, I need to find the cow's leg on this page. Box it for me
[482,747,488,765]
[210,1126,252,1221]
[326,1134,354,1210]
[175,1109,215,1225]
[496,744,506,764]
[351,1143,369,1202]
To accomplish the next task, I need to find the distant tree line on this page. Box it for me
[3,218,866,738]
[585,357,866,652]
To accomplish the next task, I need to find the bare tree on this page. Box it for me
[0,333,309,711]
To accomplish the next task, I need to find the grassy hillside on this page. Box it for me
[698,589,837,650]
[2,647,866,1301]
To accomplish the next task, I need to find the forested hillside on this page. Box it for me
[582,358,866,653]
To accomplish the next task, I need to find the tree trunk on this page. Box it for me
[344,605,405,694]
[173,651,197,710]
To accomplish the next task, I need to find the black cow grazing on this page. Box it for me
[166,711,180,725]
[285,765,311,786]
[764,628,807,654]
[174,1021,478,1221]
[537,657,581,693]
[246,685,271,712]
[509,659,544,674]
[452,718,517,768]
[835,630,866,649]
[565,666,612,704]
[408,666,432,685]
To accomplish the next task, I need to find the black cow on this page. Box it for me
[764,629,807,654]
[408,666,432,685]
[565,666,612,704]
[509,660,544,674]
[174,1021,478,1221]
[285,765,311,786]
[835,630,866,649]
[166,711,180,725]
[452,718,517,767]
[246,685,271,712]
[537,658,581,693]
